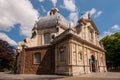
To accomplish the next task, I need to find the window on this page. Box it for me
[59,47,65,62]
[89,30,94,41]
[44,33,51,44]
[60,51,64,62]
[34,52,41,64]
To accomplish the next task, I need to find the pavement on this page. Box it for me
[56,72,120,80]
[0,72,66,80]
[0,72,120,80]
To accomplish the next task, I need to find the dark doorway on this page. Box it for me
[89,55,96,72]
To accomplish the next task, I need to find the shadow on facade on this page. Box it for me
[36,46,55,74]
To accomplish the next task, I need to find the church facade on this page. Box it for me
[16,8,107,76]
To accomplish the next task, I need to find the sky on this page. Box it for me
[0,0,120,46]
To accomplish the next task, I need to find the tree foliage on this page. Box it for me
[101,32,120,67]
[0,39,15,71]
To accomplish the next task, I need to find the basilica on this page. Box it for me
[15,8,107,76]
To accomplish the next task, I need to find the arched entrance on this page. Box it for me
[89,55,96,72]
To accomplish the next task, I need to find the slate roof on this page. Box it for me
[33,9,70,30]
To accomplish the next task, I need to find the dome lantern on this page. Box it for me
[49,8,59,15]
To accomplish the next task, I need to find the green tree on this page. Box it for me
[101,32,120,69]
[0,39,16,71]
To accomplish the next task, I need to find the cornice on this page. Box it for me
[52,30,105,52]
[24,45,52,51]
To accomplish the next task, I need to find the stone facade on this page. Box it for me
[15,8,107,76]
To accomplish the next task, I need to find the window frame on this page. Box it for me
[33,52,41,64]
[59,46,65,62]
[44,33,51,44]
[89,29,94,41]
[60,50,64,62]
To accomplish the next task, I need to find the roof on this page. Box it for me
[37,15,58,28]
[33,8,70,30]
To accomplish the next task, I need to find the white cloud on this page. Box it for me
[103,31,113,36]
[61,0,78,24]
[82,8,102,19]
[111,24,120,31]
[94,11,102,18]
[100,30,113,39]
[39,0,44,2]
[82,8,96,19]
[0,0,39,37]
[81,11,89,19]
[41,5,46,13]
[61,0,76,12]
[69,12,78,24]
[51,0,57,7]
[100,24,120,39]
[90,8,96,15]
[0,32,17,46]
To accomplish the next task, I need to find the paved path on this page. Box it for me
[56,72,120,80]
[0,72,66,80]
[0,72,120,80]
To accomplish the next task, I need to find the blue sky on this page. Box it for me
[0,0,120,46]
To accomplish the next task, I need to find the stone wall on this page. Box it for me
[21,45,55,74]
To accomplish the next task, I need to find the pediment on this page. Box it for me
[78,18,99,34]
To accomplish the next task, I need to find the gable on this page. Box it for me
[78,18,99,34]
[88,19,99,34]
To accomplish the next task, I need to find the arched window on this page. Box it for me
[90,55,95,64]
[34,52,41,64]
[44,33,51,44]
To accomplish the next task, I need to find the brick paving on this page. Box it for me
[0,72,120,80]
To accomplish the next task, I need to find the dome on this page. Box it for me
[37,15,58,28]
[33,8,70,30]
